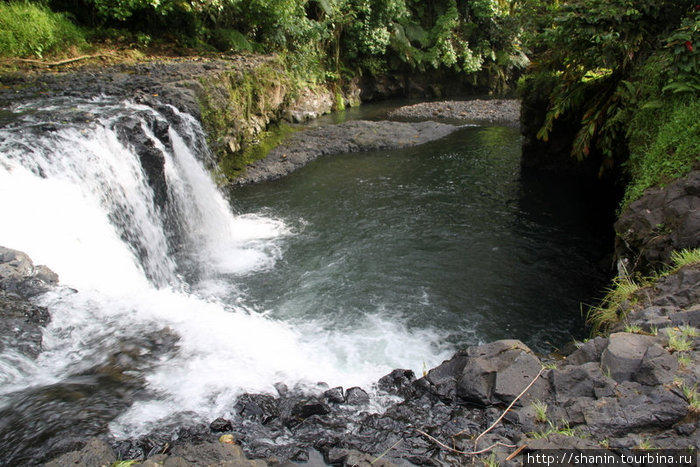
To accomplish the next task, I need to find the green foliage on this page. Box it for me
[531,400,549,423]
[663,8,700,94]
[623,95,700,206]
[533,0,693,169]
[530,419,577,439]
[671,249,700,271]
[586,275,640,335]
[666,328,694,353]
[0,1,87,58]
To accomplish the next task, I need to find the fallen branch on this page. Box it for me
[15,54,110,67]
[417,365,545,460]
[370,438,403,464]
[471,366,545,450]
[416,429,516,456]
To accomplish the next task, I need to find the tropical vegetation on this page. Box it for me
[1,0,698,207]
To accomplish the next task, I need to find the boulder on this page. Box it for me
[44,438,116,467]
[634,343,678,386]
[345,387,370,406]
[0,246,58,297]
[600,333,658,383]
[615,170,700,275]
[323,386,345,404]
[582,382,688,437]
[550,362,616,403]
[565,337,609,365]
[234,394,279,425]
[455,340,547,405]
[377,369,416,399]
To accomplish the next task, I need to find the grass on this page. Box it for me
[532,400,549,423]
[637,438,655,450]
[678,353,693,369]
[670,249,700,272]
[530,420,576,439]
[0,1,87,58]
[482,453,499,467]
[587,250,700,337]
[682,384,700,415]
[680,325,700,339]
[666,329,694,353]
[586,275,641,335]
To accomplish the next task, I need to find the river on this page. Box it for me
[0,97,610,464]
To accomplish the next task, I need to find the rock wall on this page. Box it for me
[615,170,700,275]
[195,58,361,175]
[0,247,57,359]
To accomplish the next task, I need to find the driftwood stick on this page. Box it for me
[416,429,516,456]
[15,54,109,67]
[471,366,545,449]
[417,365,545,460]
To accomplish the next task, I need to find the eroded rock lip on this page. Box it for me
[234,119,461,185]
[0,246,57,358]
[615,170,700,275]
[387,99,520,124]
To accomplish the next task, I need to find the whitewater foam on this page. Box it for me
[0,97,451,438]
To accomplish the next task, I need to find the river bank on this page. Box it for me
[0,57,698,465]
[2,242,697,465]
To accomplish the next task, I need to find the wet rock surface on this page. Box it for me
[387,99,520,124]
[83,328,698,466]
[0,246,56,358]
[234,120,461,185]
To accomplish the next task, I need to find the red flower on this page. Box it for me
[686,41,694,52]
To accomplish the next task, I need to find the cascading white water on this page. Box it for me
[0,97,449,438]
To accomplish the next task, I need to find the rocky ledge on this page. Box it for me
[616,170,700,275]
[0,246,57,359]
[5,231,690,465]
[55,327,699,466]
[387,99,520,124]
[234,120,461,185]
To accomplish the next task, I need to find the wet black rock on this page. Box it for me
[615,170,700,275]
[345,387,370,406]
[323,386,345,403]
[0,246,57,358]
[209,417,233,432]
[234,394,280,425]
[44,438,116,467]
[0,246,58,297]
[377,369,417,399]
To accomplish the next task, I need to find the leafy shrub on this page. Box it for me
[0,1,86,58]
[623,96,700,205]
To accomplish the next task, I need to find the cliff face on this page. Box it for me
[615,170,700,275]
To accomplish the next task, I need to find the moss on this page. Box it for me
[216,122,299,183]
[197,58,298,176]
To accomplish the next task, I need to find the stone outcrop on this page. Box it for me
[615,170,700,275]
[104,331,697,466]
[0,246,57,358]
[235,120,461,184]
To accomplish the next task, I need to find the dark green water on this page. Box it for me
[228,124,610,355]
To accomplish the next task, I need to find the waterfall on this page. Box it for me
[0,97,447,444]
